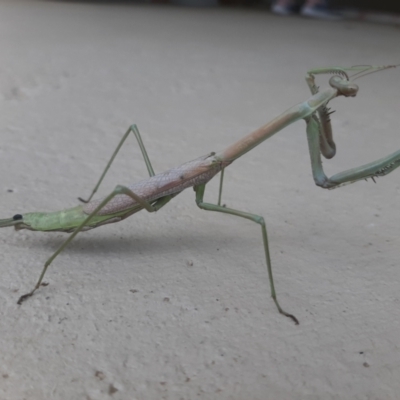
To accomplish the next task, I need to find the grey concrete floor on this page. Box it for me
[0,1,400,399]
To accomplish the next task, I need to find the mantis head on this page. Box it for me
[309,65,399,97]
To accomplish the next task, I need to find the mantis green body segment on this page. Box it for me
[1,65,399,324]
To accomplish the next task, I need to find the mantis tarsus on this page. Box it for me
[1,65,399,325]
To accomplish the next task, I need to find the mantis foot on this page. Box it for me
[17,282,49,304]
[281,311,300,325]
[17,292,34,304]
[273,297,300,325]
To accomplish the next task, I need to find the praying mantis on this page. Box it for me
[1,65,399,325]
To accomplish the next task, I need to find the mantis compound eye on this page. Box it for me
[329,75,359,97]
[13,214,23,220]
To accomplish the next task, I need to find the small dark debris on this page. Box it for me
[186,260,193,266]
[95,371,105,380]
[185,377,190,382]
[41,282,49,287]
[363,362,370,368]
[160,382,167,385]
[7,189,13,193]
[108,383,118,395]
[130,289,138,293]
[2,374,9,379]
[225,308,229,312]
[359,351,364,354]
[163,297,170,302]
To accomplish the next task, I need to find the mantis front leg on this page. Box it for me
[194,183,299,325]
[306,116,400,188]
[305,69,339,159]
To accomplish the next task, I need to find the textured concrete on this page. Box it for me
[0,1,399,399]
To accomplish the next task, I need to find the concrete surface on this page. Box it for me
[0,1,399,399]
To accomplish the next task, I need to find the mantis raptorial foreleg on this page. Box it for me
[194,183,299,325]
[79,124,155,203]
[306,116,400,188]
[17,185,173,304]
[305,69,337,159]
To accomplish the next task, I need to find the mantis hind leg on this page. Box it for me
[79,124,155,203]
[194,183,299,325]
[17,185,173,305]
[306,116,400,189]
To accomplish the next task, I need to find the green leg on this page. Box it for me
[79,124,155,203]
[305,71,336,159]
[304,65,397,161]
[306,116,400,188]
[217,168,225,206]
[194,184,299,325]
[18,185,171,305]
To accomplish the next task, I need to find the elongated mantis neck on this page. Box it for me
[215,87,338,163]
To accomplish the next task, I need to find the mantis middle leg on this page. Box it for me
[194,183,299,325]
[79,124,155,203]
